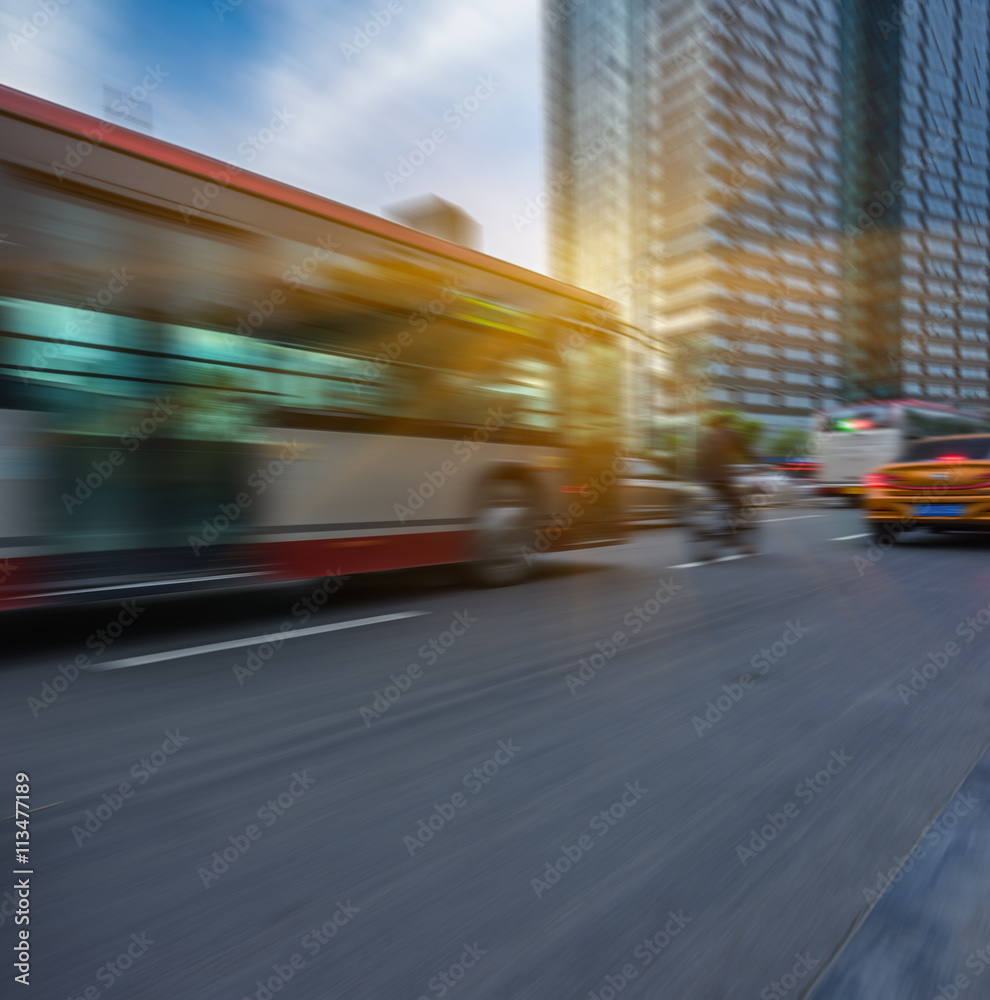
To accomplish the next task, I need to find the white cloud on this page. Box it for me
[0,0,117,111]
[0,0,191,143]
[243,0,547,271]
[0,0,548,273]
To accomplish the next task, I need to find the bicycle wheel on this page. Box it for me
[681,496,723,563]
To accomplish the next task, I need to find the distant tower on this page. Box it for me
[384,195,482,251]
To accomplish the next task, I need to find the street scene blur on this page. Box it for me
[2,0,990,997]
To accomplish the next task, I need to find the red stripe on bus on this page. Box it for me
[269,531,472,579]
[0,532,472,606]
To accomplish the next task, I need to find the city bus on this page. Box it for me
[813,400,990,502]
[0,85,632,608]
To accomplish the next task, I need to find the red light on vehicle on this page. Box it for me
[936,454,967,463]
[848,419,874,430]
[863,472,894,488]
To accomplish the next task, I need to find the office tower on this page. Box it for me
[544,0,845,444]
[842,0,990,405]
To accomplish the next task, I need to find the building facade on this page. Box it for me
[545,0,846,446]
[545,0,990,444]
[842,0,990,406]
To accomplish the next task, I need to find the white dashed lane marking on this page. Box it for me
[758,514,828,523]
[85,612,428,671]
[669,553,757,569]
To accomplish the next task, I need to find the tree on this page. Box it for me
[767,428,813,459]
[720,411,765,454]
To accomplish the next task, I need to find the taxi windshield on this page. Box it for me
[898,436,990,461]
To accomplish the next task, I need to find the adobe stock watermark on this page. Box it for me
[565,577,683,695]
[385,76,500,191]
[854,518,909,570]
[587,911,694,999]
[712,88,834,206]
[529,780,648,899]
[585,247,669,327]
[354,277,463,384]
[511,116,628,232]
[724,462,802,534]
[237,901,362,1000]
[734,749,853,866]
[692,620,808,736]
[61,397,177,514]
[856,465,968,575]
[339,1,403,60]
[214,0,247,19]
[596,913,695,1000]
[8,0,73,53]
[197,771,316,888]
[862,790,980,903]
[18,267,136,381]
[393,409,508,523]
[189,440,308,555]
[846,130,958,239]
[403,739,521,856]
[544,0,586,30]
[758,951,820,1000]
[672,0,755,68]
[181,108,296,222]
[678,299,786,408]
[51,69,168,178]
[64,931,155,996]
[895,592,990,704]
[360,610,477,725]
[26,600,144,717]
[930,931,990,1000]
[232,570,351,685]
[877,0,929,40]
[895,639,960,705]
[414,942,487,1000]
[71,729,190,846]
[525,452,632,562]
[223,235,341,348]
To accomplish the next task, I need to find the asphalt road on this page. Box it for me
[4,507,990,1000]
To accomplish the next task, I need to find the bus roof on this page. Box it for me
[0,84,612,314]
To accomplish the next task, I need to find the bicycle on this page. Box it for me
[681,483,760,563]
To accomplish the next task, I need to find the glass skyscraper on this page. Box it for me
[544,0,990,441]
[545,0,845,442]
[842,0,990,405]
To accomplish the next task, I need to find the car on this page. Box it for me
[619,457,691,526]
[733,465,803,507]
[861,434,990,542]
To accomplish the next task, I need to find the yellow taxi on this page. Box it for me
[862,434,990,542]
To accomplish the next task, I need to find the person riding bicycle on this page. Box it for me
[696,411,759,550]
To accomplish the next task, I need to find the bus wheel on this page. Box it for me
[467,478,537,587]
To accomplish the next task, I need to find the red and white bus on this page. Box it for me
[0,86,633,608]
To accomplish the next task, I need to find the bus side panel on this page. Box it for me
[249,427,566,578]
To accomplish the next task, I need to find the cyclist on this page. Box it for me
[696,411,759,553]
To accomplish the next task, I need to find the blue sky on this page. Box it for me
[0,0,546,270]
